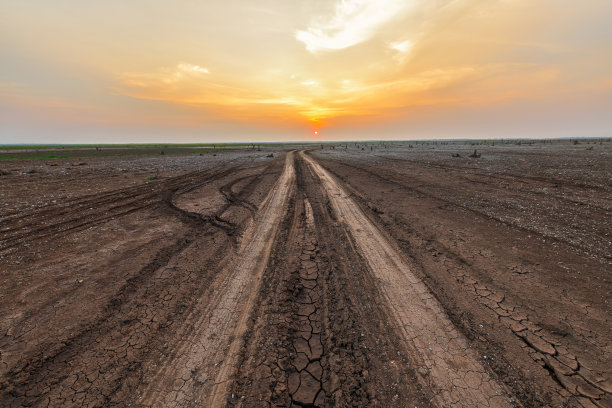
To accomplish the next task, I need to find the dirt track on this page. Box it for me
[1,142,610,407]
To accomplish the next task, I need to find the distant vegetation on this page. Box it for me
[1,143,257,150]
[0,143,301,161]
[1,138,609,162]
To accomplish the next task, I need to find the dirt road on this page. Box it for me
[1,143,610,407]
[138,152,295,407]
[302,151,510,407]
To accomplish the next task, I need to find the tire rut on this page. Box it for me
[0,166,241,252]
[136,152,295,407]
[374,154,610,193]
[323,159,611,261]
[229,152,433,407]
[302,151,513,407]
[315,153,612,407]
[0,159,284,408]
[219,175,259,217]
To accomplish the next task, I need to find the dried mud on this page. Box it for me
[1,142,610,407]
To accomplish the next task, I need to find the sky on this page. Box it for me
[1,0,611,143]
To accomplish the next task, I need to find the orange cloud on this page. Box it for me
[116,60,559,129]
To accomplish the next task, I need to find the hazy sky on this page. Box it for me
[1,0,611,143]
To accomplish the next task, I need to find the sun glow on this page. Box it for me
[2,0,611,142]
[111,0,592,132]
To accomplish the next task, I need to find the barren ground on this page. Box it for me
[1,141,610,407]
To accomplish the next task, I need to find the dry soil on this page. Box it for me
[1,141,610,407]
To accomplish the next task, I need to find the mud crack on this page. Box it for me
[286,199,326,407]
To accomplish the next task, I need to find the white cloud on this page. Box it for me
[390,39,413,54]
[389,39,414,63]
[177,62,210,75]
[296,0,414,53]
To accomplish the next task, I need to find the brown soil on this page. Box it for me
[1,142,610,407]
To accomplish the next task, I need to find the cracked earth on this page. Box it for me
[1,141,610,407]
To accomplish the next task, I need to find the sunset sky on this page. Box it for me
[1,0,611,143]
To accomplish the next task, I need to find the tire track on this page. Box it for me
[219,175,259,217]
[138,151,295,407]
[373,154,610,193]
[323,159,611,261]
[316,154,612,406]
[302,151,512,407]
[0,160,281,408]
[0,166,243,252]
[229,156,433,407]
